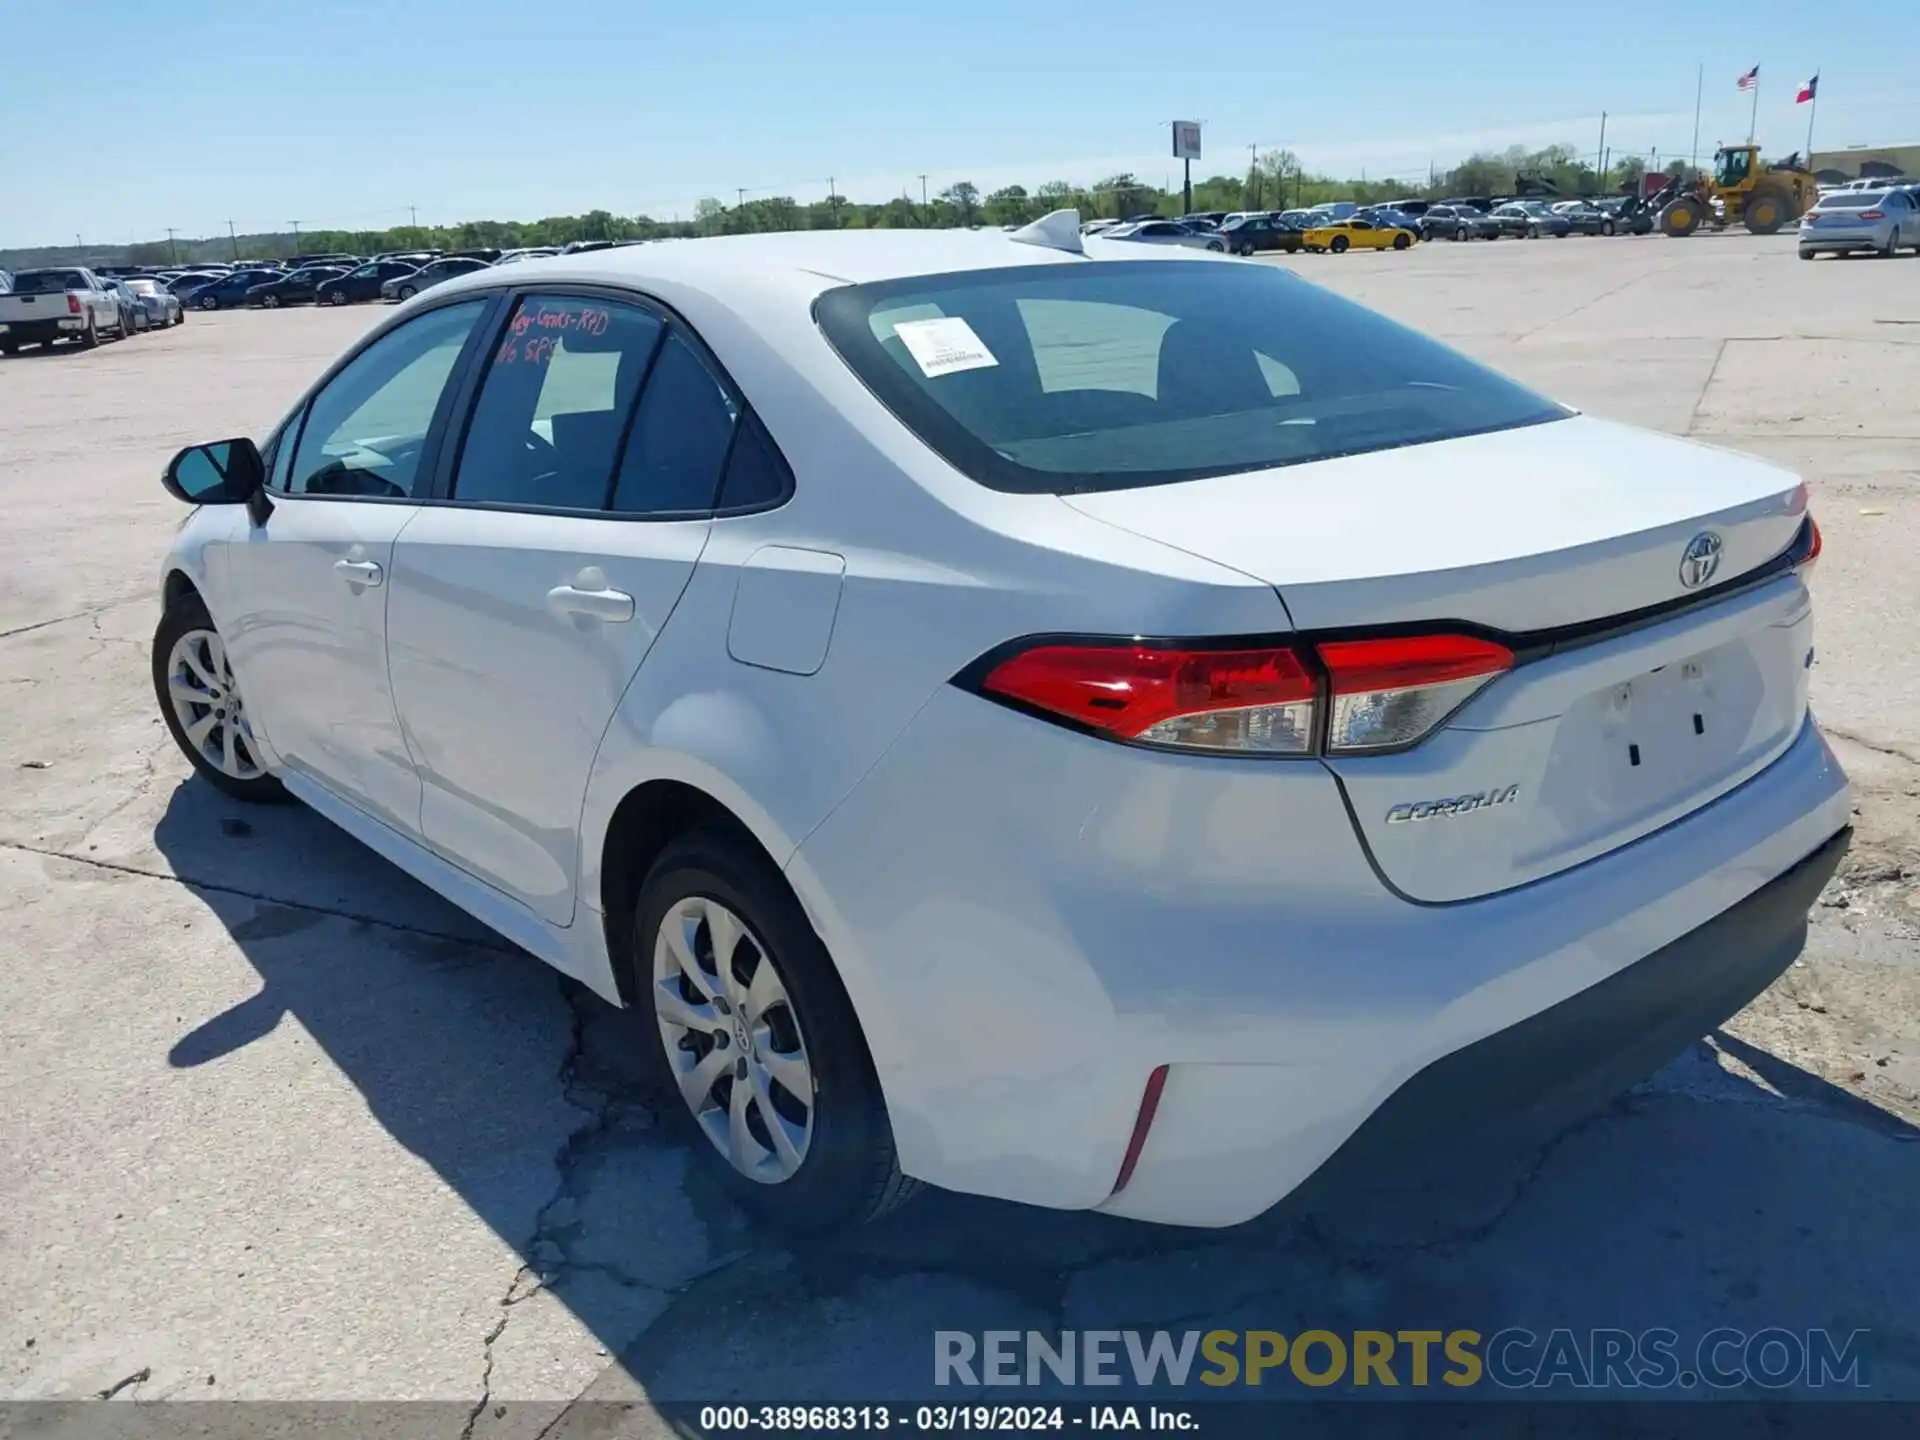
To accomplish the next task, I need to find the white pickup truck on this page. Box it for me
[0,267,128,352]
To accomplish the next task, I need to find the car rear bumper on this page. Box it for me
[793,685,1851,1225]
[1800,223,1893,250]
[1290,823,1846,1199]
[0,316,88,341]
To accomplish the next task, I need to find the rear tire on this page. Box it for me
[152,592,287,805]
[631,829,916,1233]
[1878,231,1898,258]
[397,285,417,300]
[262,293,281,309]
[80,316,99,349]
[199,293,219,310]
[1455,226,1469,241]
[1392,232,1411,250]
[1329,235,1349,253]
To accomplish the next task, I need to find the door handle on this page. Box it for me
[547,584,635,622]
[334,559,384,587]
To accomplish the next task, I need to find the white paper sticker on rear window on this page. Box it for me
[891,317,999,377]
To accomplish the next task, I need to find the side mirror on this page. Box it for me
[162,439,267,513]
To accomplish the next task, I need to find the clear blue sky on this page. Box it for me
[6,0,1916,246]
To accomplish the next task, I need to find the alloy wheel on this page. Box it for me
[652,895,815,1183]
[164,629,265,781]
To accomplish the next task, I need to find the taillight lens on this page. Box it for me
[1318,634,1513,753]
[980,643,1317,754]
[1859,210,1886,220]
[972,632,1510,757]
[67,294,83,314]
[1797,515,1822,576]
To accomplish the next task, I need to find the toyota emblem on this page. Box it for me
[1679,531,1723,589]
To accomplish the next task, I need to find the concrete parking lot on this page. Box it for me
[2,233,1917,1424]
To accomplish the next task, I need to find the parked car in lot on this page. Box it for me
[1084,220,1227,252]
[1218,213,1303,255]
[188,269,285,310]
[1300,216,1415,252]
[1420,204,1498,240]
[496,247,563,266]
[1491,201,1572,238]
[246,266,349,308]
[0,267,127,351]
[103,278,149,334]
[1798,188,1920,258]
[122,277,183,328]
[149,229,1845,1233]
[318,260,428,306]
[1551,199,1618,235]
[381,256,492,301]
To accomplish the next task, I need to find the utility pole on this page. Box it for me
[736,188,746,209]
[289,220,302,251]
[409,203,419,229]
[1596,111,1608,188]
[1690,62,1704,176]
[166,227,179,263]
[226,219,239,262]
[919,174,929,207]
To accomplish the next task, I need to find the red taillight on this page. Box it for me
[1318,633,1513,753]
[1859,210,1886,220]
[1798,515,1822,575]
[974,631,1510,756]
[67,294,83,314]
[980,643,1317,754]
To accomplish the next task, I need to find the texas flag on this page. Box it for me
[1737,65,1759,90]
[1797,74,1819,104]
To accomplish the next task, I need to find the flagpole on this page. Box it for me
[1804,75,1818,160]
[1691,62,1703,173]
[1748,70,1760,145]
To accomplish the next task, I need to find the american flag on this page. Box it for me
[1737,65,1759,90]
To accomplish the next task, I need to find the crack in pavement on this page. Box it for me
[0,594,147,643]
[94,1366,151,1401]
[0,837,519,952]
[1825,726,1920,768]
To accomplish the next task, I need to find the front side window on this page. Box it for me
[451,294,663,510]
[285,299,489,498]
[816,260,1567,496]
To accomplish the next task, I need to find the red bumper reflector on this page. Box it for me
[1112,1064,1170,1195]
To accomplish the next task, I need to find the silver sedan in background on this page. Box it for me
[379,256,494,302]
[123,278,184,329]
[1100,220,1226,252]
[1798,188,1920,258]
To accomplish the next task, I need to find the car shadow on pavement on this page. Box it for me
[151,775,1920,1404]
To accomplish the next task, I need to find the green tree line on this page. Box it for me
[1,144,1700,271]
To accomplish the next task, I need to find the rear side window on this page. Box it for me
[815,260,1566,495]
[13,271,88,294]
[716,411,792,512]
[451,295,663,511]
[609,332,740,515]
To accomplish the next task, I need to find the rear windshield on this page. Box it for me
[13,270,88,294]
[1816,193,1883,209]
[815,260,1567,494]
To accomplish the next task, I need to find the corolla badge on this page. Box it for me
[1679,531,1723,589]
[1385,785,1520,824]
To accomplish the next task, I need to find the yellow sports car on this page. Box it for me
[1299,217,1416,253]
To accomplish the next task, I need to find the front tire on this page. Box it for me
[632,829,915,1233]
[397,285,417,300]
[1329,235,1349,253]
[199,293,219,310]
[1455,226,1469,242]
[262,293,281,309]
[152,592,286,804]
[1392,232,1410,250]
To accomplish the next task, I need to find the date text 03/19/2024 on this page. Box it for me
[695,1405,1192,1432]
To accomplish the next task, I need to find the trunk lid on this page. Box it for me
[1064,416,1815,901]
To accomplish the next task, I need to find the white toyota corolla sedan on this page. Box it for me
[151,216,1848,1231]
